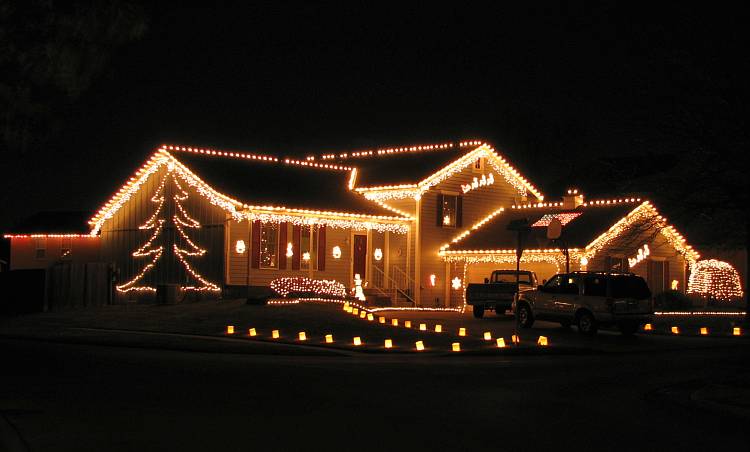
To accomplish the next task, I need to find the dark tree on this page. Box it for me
[0,0,147,153]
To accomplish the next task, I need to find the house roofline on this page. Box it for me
[88,148,412,236]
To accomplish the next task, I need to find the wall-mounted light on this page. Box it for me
[235,240,246,254]
[373,248,383,261]
[332,246,342,259]
[429,274,436,286]
[286,242,294,258]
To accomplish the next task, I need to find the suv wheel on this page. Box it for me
[473,305,484,319]
[619,321,639,336]
[577,311,598,336]
[517,303,534,328]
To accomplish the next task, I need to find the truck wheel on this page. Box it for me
[577,311,598,336]
[517,303,534,328]
[619,321,639,336]
[472,305,484,318]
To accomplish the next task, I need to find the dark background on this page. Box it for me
[1,1,747,249]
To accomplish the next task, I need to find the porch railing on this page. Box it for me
[370,265,415,305]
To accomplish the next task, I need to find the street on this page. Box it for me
[2,334,748,451]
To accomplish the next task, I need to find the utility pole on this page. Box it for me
[547,217,569,273]
[507,218,531,334]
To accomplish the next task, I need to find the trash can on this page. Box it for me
[156,284,180,305]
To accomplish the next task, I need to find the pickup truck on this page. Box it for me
[466,270,538,318]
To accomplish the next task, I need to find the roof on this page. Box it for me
[347,147,469,187]
[6,211,91,235]
[441,198,699,262]
[322,140,543,197]
[444,200,642,252]
[170,149,396,216]
[313,140,480,184]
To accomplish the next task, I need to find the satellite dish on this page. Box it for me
[547,217,562,239]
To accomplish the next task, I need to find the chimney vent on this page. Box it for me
[562,189,584,209]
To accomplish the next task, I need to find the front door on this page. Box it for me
[353,234,367,281]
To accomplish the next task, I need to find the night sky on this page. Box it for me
[2,2,746,246]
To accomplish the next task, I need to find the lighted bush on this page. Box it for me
[687,259,744,301]
[653,290,693,310]
[270,277,347,299]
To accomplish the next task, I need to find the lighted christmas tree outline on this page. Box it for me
[117,163,220,292]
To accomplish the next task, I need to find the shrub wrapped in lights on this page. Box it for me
[270,277,347,299]
[687,259,744,301]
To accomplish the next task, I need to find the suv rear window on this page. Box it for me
[583,276,607,297]
[609,275,651,300]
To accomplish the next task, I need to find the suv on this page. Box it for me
[513,271,652,336]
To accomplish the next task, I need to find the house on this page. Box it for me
[4,140,702,308]
[5,212,100,270]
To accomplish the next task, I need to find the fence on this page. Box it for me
[47,262,113,310]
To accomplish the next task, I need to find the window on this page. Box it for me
[544,275,564,292]
[544,274,578,294]
[648,260,667,295]
[473,157,484,172]
[492,272,533,285]
[260,223,279,269]
[300,225,318,270]
[441,194,457,227]
[608,256,626,272]
[61,237,72,258]
[611,275,651,300]
[35,238,46,259]
[584,276,607,297]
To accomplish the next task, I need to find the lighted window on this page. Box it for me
[441,195,457,227]
[473,157,484,172]
[35,238,46,259]
[61,237,72,259]
[300,225,318,270]
[260,224,279,269]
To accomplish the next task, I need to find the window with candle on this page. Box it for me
[260,223,279,269]
[300,225,318,270]
[442,194,457,227]
[61,237,72,258]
